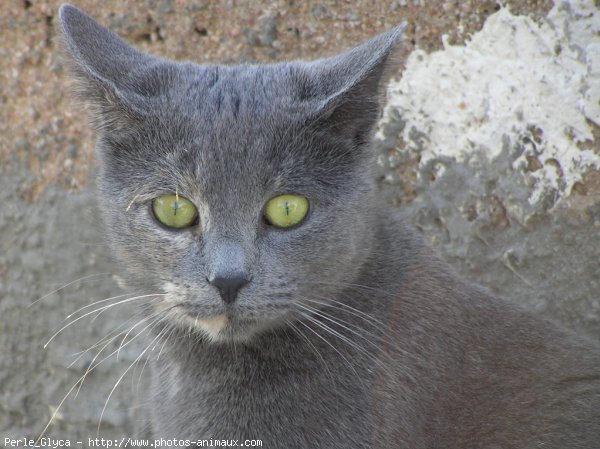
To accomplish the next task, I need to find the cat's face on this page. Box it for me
[96,68,377,342]
[59,5,402,342]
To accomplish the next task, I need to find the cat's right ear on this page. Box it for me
[58,4,155,131]
[299,25,405,147]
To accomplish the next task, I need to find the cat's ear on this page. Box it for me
[58,4,157,131]
[305,25,406,145]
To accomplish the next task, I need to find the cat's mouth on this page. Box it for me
[158,289,290,343]
[176,306,266,343]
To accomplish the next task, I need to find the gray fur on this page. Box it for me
[58,4,600,448]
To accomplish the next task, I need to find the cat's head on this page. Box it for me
[59,4,403,343]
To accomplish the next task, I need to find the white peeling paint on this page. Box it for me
[380,0,600,204]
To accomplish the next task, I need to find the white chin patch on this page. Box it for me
[160,282,228,341]
[195,314,228,341]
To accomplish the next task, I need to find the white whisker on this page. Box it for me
[97,327,167,437]
[297,302,382,349]
[296,316,360,378]
[29,272,112,308]
[286,319,334,382]
[302,297,384,330]
[64,292,136,320]
[297,303,393,376]
[303,295,386,327]
[68,314,146,367]
[36,312,166,444]
[44,293,166,348]
[74,331,121,399]
[302,279,399,301]
[76,308,168,398]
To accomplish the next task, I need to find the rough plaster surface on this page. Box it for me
[380,1,600,206]
[1,0,598,442]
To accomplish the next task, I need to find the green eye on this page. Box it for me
[264,194,309,228]
[152,195,198,229]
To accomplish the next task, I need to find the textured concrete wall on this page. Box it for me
[1,0,598,442]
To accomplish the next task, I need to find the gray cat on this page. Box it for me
[58,4,600,448]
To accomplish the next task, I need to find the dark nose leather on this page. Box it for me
[208,274,250,304]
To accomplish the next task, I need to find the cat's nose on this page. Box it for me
[208,273,250,304]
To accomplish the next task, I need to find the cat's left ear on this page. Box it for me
[305,24,406,145]
[58,4,161,131]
